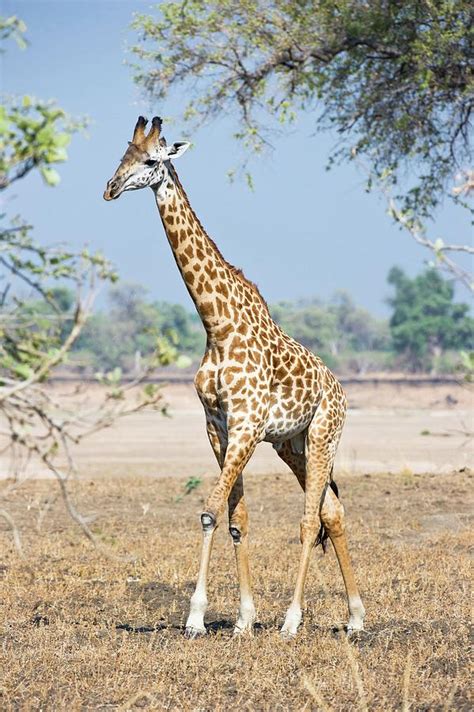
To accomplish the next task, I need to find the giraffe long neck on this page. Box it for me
[153,167,267,340]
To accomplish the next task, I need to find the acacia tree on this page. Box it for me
[132,0,473,288]
[387,267,473,371]
[0,16,173,552]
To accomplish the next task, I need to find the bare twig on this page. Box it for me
[303,677,335,712]
[0,242,168,557]
[443,681,459,711]
[402,652,412,712]
[386,195,473,293]
[0,299,91,403]
[0,508,24,557]
[343,637,368,712]
[354,156,473,293]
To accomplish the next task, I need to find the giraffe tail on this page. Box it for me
[315,473,339,553]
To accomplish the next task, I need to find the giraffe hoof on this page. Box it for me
[184,625,207,639]
[345,623,364,637]
[280,620,300,639]
[233,626,252,637]
[345,610,365,636]
[280,606,302,639]
[280,627,297,640]
[233,621,255,637]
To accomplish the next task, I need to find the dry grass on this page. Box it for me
[0,470,472,710]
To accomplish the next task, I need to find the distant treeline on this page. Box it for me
[34,267,472,375]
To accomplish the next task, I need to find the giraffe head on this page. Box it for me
[103,116,190,201]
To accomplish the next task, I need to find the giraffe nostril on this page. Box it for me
[107,180,121,196]
[104,180,119,201]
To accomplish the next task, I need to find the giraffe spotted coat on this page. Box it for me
[104,116,365,639]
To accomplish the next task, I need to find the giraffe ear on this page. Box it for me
[165,142,191,160]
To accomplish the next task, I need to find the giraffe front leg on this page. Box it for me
[228,474,256,635]
[184,514,216,638]
[185,423,260,638]
[185,420,225,639]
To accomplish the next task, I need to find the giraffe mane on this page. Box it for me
[171,169,270,313]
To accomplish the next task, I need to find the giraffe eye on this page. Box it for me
[144,159,157,167]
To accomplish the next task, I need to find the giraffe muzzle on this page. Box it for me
[103,179,124,201]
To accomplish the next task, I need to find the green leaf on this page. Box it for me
[45,147,68,162]
[40,166,61,186]
[13,362,33,380]
[175,354,192,369]
[53,132,71,148]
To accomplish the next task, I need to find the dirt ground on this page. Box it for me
[0,470,472,710]
[0,382,472,709]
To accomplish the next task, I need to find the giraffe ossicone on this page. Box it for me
[104,116,365,638]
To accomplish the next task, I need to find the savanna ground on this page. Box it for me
[0,382,472,710]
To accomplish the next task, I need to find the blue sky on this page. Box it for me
[2,0,469,315]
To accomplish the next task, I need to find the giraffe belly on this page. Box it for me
[263,399,316,444]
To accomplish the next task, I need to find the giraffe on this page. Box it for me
[104,116,365,638]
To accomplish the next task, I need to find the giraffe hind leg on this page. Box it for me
[273,439,306,491]
[320,486,365,632]
[274,440,337,552]
[315,475,338,552]
[281,414,339,637]
[275,409,364,637]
